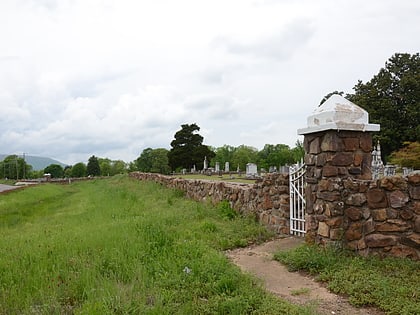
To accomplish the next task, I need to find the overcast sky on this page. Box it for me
[1,0,419,165]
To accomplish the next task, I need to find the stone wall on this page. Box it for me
[303,130,420,259]
[129,172,291,235]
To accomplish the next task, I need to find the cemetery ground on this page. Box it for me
[0,176,418,314]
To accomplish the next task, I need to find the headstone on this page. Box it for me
[215,162,220,172]
[246,163,258,178]
[203,156,208,170]
[225,162,229,172]
[371,141,384,179]
[182,169,186,175]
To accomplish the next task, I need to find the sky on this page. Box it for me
[1,0,419,165]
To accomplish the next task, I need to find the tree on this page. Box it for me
[86,155,100,176]
[168,123,215,170]
[136,148,154,172]
[231,145,258,171]
[0,155,32,179]
[111,160,127,175]
[258,144,296,170]
[347,53,420,160]
[389,141,420,169]
[98,158,112,176]
[71,162,86,178]
[211,145,236,168]
[44,164,64,178]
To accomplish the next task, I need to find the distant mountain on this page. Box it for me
[0,154,67,171]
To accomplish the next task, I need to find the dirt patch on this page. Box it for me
[226,237,384,315]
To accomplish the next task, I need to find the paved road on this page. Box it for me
[0,184,20,193]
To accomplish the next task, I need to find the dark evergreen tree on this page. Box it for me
[168,123,215,170]
[87,155,101,176]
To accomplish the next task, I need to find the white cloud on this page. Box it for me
[0,0,419,164]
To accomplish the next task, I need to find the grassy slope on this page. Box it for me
[0,175,313,314]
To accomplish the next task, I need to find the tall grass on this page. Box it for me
[0,175,313,314]
[274,244,420,315]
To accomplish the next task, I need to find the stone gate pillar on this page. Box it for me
[297,95,380,244]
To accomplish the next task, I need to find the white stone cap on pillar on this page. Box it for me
[297,94,380,135]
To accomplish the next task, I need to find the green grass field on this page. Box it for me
[0,175,313,314]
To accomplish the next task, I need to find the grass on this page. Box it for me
[0,175,314,314]
[274,244,420,315]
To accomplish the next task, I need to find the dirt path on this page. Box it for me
[226,237,384,315]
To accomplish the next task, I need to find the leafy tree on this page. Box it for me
[258,144,296,170]
[98,158,112,176]
[111,160,127,175]
[87,155,101,176]
[44,164,64,178]
[389,141,420,169]
[347,53,420,160]
[150,149,170,174]
[231,145,258,171]
[71,162,86,178]
[64,166,72,178]
[291,140,305,162]
[136,148,154,172]
[0,155,32,179]
[211,145,236,168]
[168,123,215,170]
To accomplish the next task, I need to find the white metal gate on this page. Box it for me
[289,160,306,236]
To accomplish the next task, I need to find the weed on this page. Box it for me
[0,176,311,314]
[275,244,420,314]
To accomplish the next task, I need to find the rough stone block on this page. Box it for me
[345,193,367,206]
[330,228,343,240]
[345,207,362,220]
[309,137,321,154]
[353,153,363,167]
[365,234,397,247]
[321,132,343,152]
[347,238,367,250]
[332,153,354,166]
[349,167,362,175]
[318,221,330,237]
[400,233,420,250]
[409,185,420,200]
[345,222,362,241]
[371,208,387,221]
[343,137,359,151]
[317,191,341,202]
[400,209,414,220]
[359,133,373,152]
[389,245,419,259]
[380,176,407,191]
[322,166,338,177]
[367,189,388,208]
[363,218,375,235]
[408,173,420,185]
[376,219,411,232]
[412,201,420,215]
[389,190,409,208]
[415,216,420,233]
[326,216,343,228]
